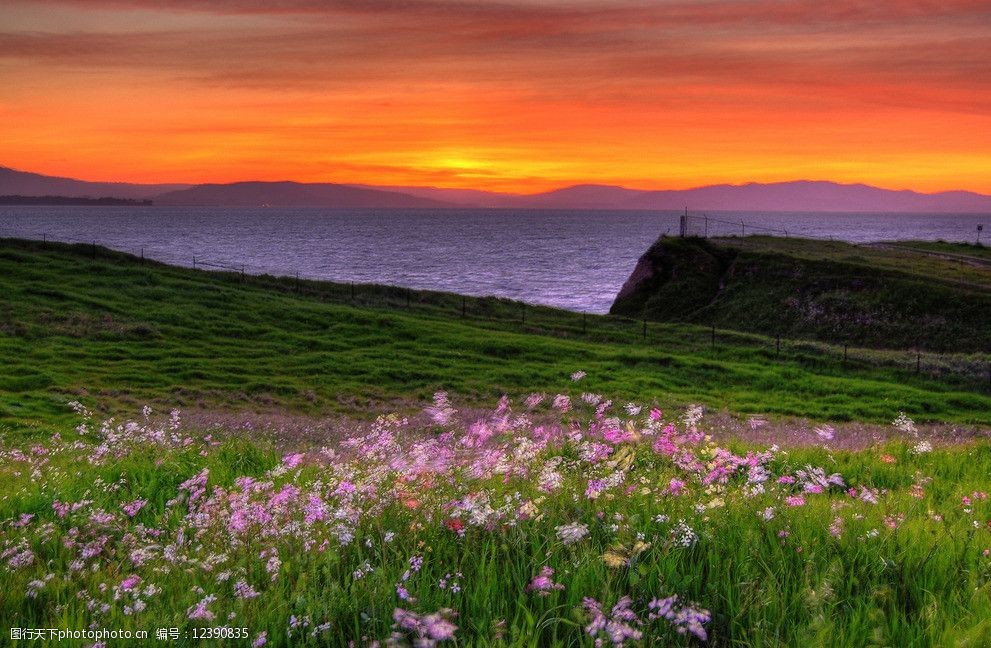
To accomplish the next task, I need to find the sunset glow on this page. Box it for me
[1,0,989,192]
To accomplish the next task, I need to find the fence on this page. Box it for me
[679,211,791,238]
[3,232,991,392]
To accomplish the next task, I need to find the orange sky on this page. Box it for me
[1,0,989,193]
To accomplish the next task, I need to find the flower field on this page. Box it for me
[2,383,991,647]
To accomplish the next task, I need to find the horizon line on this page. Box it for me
[3,164,989,199]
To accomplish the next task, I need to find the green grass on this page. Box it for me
[1,401,989,647]
[1,237,991,437]
[883,239,991,263]
[611,236,991,353]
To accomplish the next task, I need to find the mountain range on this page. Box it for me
[3,165,990,212]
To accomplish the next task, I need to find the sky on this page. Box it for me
[1,0,989,193]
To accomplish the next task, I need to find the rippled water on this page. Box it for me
[1,207,987,313]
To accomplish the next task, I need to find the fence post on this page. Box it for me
[521,303,526,327]
[406,288,410,308]
[843,344,848,365]
[776,334,780,357]
[241,265,245,278]
[140,247,144,263]
[92,241,97,258]
[740,221,745,237]
[582,312,587,335]
[461,296,466,317]
[192,256,196,269]
[350,281,355,300]
[642,318,647,341]
[916,352,921,374]
[711,324,716,349]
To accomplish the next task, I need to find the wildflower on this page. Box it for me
[881,454,897,464]
[26,578,49,598]
[586,479,608,500]
[425,391,456,426]
[556,522,590,545]
[815,425,835,441]
[665,478,687,496]
[649,595,711,641]
[281,452,306,469]
[251,632,267,648]
[526,566,564,596]
[119,574,141,591]
[234,580,260,599]
[393,608,458,643]
[52,500,71,518]
[602,541,651,568]
[671,520,698,548]
[681,404,704,429]
[884,514,904,530]
[524,393,546,409]
[582,392,603,406]
[121,499,146,517]
[187,594,217,621]
[552,395,571,412]
[893,412,917,435]
[571,370,587,382]
[583,596,645,645]
[760,507,775,521]
[785,495,806,507]
[6,548,35,569]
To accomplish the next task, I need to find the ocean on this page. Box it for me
[1,207,987,313]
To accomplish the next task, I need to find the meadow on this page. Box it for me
[2,390,990,646]
[2,238,991,439]
[2,238,991,646]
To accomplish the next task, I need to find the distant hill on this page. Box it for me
[611,236,991,352]
[0,166,188,200]
[516,181,991,212]
[154,181,455,208]
[4,165,991,211]
[0,195,151,206]
[354,180,991,212]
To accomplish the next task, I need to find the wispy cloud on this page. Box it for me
[1,0,989,190]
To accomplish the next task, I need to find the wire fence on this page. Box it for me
[3,231,991,392]
[680,211,791,238]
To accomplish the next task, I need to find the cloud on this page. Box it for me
[2,0,989,190]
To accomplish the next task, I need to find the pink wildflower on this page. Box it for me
[121,499,146,517]
[526,566,564,596]
[119,575,141,591]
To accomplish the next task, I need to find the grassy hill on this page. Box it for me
[2,237,991,436]
[610,236,991,353]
